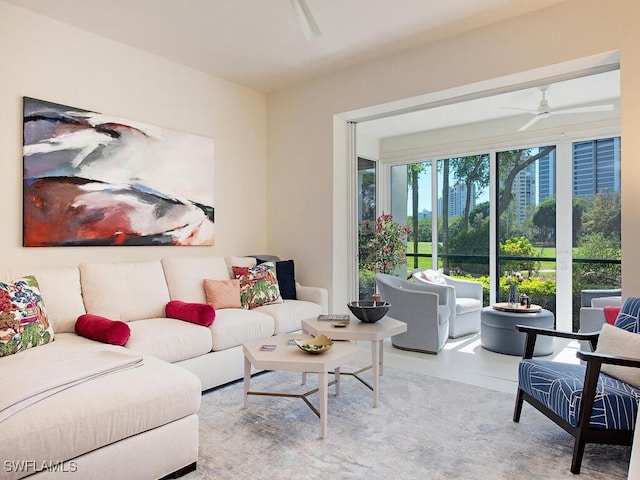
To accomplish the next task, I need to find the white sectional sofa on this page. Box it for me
[1,255,326,480]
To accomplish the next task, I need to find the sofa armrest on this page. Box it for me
[579,307,607,334]
[295,284,328,313]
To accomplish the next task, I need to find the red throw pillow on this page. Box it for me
[75,314,131,346]
[603,306,622,325]
[165,300,215,327]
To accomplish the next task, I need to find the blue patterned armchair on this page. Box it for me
[513,297,640,474]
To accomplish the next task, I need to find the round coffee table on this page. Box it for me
[480,305,555,356]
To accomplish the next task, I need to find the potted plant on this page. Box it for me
[362,213,411,276]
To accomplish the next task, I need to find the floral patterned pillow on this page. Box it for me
[0,275,54,357]
[232,262,283,309]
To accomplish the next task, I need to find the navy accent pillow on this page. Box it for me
[254,256,296,300]
[276,259,297,300]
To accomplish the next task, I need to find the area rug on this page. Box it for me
[182,366,630,480]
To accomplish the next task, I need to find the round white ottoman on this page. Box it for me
[480,306,554,356]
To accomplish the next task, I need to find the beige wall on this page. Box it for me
[3,1,638,305]
[267,0,640,310]
[0,2,268,270]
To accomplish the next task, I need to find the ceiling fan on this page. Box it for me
[513,86,614,131]
[290,0,321,41]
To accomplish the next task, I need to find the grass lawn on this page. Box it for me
[406,242,559,272]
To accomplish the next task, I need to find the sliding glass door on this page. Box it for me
[378,137,620,330]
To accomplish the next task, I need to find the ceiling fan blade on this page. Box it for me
[549,104,614,115]
[290,0,321,40]
[517,114,550,132]
[503,107,539,114]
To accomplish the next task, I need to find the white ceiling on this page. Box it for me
[5,0,618,139]
[4,0,567,93]
[357,68,620,139]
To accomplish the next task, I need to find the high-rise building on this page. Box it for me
[512,163,537,223]
[573,137,621,196]
[538,149,556,203]
[446,182,476,217]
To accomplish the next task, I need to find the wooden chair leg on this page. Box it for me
[513,388,525,422]
[571,438,586,474]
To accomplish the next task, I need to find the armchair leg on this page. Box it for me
[513,388,525,422]
[571,438,586,474]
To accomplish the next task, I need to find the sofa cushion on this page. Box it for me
[125,318,213,363]
[9,267,86,334]
[456,297,483,315]
[253,300,321,334]
[209,308,274,351]
[0,275,54,357]
[3,333,201,478]
[75,313,131,345]
[162,256,231,304]
[80,261,170,321]
[233,262,283,309]
[203,278,242,309]
[165,300,215,327]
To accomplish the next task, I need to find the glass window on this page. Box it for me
[497,146,557,316]
[357,157,376,300]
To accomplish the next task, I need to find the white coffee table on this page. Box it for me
[302,316,407,407]
[243,333,359,439]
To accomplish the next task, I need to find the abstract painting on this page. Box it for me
[22,97,215,246]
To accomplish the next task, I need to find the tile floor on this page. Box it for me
[353,332,582,394]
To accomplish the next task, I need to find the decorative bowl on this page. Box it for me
[347,300,390,323]
[295,334,333,354]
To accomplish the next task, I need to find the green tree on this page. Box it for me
[532,197,556,243]
[498,146,556,218]
[581,190,621,240]
[574,232,621,287]
[499,236,540,276]
[450,155,490,233]
[408,163,428,269]
[441,159,450,272]
[531,197,589,246]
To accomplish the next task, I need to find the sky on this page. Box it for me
[404,165,490,215]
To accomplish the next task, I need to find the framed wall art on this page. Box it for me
[22,97,215,246]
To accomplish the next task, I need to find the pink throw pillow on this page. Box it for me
[165,300,215,327]
[203,279,242,309]
[75,314,131,345]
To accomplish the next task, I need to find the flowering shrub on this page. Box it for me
[362,213,411,274]
[504,271,523,286]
